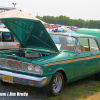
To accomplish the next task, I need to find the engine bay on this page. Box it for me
[0,49,52,60]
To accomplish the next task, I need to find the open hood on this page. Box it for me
[0,18,59,52]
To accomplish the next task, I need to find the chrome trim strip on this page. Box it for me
[0,70,46,81]
[44,55,100,66]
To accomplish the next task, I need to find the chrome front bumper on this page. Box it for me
[0,70,47,87]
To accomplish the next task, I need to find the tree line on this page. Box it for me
[36,15,100,29]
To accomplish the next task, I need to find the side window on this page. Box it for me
[2,32,14,42]
[77,38,89,52]
[90,39,99,51]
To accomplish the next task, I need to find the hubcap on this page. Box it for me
[52,74,62,93]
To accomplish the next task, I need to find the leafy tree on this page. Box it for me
[36,15,100,29]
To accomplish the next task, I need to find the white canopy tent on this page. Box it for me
[0,9,49,28]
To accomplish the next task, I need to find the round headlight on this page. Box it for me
[27,64,34,72]
[34,65,43,75]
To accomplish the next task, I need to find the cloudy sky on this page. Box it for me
[1,0,100,21]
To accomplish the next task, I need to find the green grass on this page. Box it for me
[1,75,100,100]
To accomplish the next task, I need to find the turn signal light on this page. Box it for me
[29,81,34,85]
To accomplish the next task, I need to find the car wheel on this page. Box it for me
[95,72,100,81]
[43,72,64,97]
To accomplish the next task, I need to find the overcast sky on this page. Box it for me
[1,0,100,21]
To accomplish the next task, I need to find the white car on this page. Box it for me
[0,28,19,50]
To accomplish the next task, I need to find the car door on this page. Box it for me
[89,38,100,71]
[74,38,94,78]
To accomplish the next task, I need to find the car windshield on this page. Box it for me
[50,34,76,52]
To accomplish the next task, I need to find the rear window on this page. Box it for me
[2,32,14,42]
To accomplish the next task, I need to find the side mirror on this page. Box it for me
[78,50,81,54]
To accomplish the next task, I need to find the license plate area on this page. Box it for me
[3,75,13,83]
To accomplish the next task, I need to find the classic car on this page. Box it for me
[0,18,100,97]
[0,28,18,50]
[76,28,100,39]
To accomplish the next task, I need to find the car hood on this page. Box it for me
[0,18,59,53]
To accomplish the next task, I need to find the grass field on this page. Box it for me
[1,75,100,100]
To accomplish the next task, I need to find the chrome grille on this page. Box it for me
[0,58,28,71]
[6,59,23,70]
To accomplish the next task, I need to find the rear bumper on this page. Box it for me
[0,70,47,87]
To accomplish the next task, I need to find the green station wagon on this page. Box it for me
[0,18,100,96]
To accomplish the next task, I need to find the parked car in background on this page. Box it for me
[0,28,18,50]
[76,28,100,39]
[0,18,100,97]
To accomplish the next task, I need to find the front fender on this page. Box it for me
[45,68,68,85]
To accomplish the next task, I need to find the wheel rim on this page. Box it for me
[52,74,62,93]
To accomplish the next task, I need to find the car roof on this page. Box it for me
[0,28,9,32]
[49,32,97,38]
